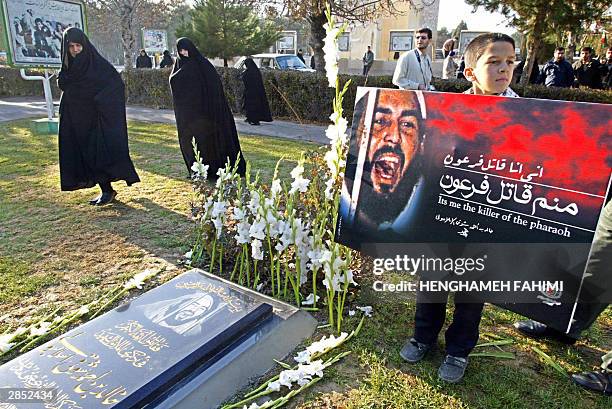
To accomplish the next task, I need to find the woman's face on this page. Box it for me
[179,48,189,57]
[68,42,83,58]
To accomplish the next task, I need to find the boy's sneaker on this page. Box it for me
[438,355,468,383]
[400,338,431,363]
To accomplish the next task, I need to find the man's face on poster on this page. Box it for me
[367,90,421,195]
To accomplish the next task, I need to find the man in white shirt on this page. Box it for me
[393,28,434,90]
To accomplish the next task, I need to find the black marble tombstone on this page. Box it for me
[0,270,278,408]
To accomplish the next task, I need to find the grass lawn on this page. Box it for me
[1,119,610,408]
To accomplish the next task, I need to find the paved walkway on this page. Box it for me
[0,96,328,145]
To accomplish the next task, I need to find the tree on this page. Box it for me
[437,27,451,48]
[85,0,186,68]
[176,0,280,67]
[465,0,610,85]
[451,20,468,40]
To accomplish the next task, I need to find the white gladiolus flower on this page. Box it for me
[290,176,310,194]
[13,327,27,337]
[251,239,264,260]
[301,360,325,377]
[301,293,320,306]
[278,369,297,387]
[215,167,232,188]
[124,269,157,290]
[30,321,52,337]
[266,380,281,392]
[248,190,262,215]
[357,305,373,317]
[249,218,266,240]
[233,207,246,221]
[290,164,305,179]
[235,220,252,244]
[323,22,341,87]
[324,178,335,200]
[294,349,311,364]
[190,161,209,179]
[271,179,282,197]
[212,216,223,238]
[211,201,227,219]
[0,334,15,353]
[265,213,280,238]
[306,332,349,356]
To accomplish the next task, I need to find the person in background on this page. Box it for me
[392,28,434,90]
[442,50,458,79]
[456,55,466,79]
[136,49,153,68]
[240,58,273,126]
[296,48,305,64]
[169,38,246,179]
[442,37,457,58]
[362,45,374,75]
[573,46,603,89]
[536,46,574,87]
[159,50,174,69]
[572,351,612,396]
[600,47,612,90]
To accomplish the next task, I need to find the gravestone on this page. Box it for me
[0,269,317,408]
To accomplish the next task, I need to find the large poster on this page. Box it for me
[336,87,612,334]
[458,30,489,54]
[389,31,414,52]
[142,28,167,54]
[1,0,85,67]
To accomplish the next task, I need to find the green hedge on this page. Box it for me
[2,66,610,123]
[121,68,612,122]
[0,67,61,98]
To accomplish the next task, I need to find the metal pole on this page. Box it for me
[42,70,54,120]
[19,68,55,120]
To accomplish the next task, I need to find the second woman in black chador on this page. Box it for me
[240,58,273,125]
[58,28,140,206]
[169,38,246,179]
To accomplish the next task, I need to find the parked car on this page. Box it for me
[234,53,315,72]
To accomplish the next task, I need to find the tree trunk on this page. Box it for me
[308,12,326,72]
[520,6,546,86]
[224,58,228,67]
[120,3,136,70]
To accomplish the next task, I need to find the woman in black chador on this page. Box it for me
[58,28,140,206]
[240,58,273,126]
[169,38,246,179]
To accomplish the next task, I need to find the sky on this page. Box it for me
[437,0,516,35]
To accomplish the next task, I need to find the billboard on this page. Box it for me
[277,31,295,51]
[389,30,414,52]
[335,87,612,334]
[458,30,489,54]
[0,0,86,67]
[142,28,167,54]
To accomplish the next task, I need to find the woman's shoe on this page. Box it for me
[95,190,117,206]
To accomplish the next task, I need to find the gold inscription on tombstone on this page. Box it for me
[36,333,129,405]
[114,320,169,352]
[93,329,150,368]
[176,281,244,313]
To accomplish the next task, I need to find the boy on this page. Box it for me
[400,33,518,383]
